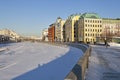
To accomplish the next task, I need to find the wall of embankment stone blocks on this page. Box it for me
[40,42,92,80]
[64,44,92,80]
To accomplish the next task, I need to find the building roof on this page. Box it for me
[57,17,62,19]
[68,13,81,20]
[102,18,120,23]
[81,13,100,19]
[49,23,55,27]
[103,18,120,20]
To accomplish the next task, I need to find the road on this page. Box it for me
[86,45,120,80]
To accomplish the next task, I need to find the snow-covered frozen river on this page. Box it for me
[0,42,83,80]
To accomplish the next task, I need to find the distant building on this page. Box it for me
[102,18,120,38]
[42,28,48,41]
[48,24,55,42]
[78,13,102,43]
[64,14,81,42]
[0,35,10,43]
[55,17,65,42]
[0,29,20,42]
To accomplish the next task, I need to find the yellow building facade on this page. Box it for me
[78,13,102,43]
[64,14,81,42]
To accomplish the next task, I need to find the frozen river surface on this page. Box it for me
[0,42,83,80]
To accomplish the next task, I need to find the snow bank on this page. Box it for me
[109,43,120,47]
[0,47,7,52]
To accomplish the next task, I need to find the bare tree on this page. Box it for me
[101,26,113,44]
[116,23,120,37]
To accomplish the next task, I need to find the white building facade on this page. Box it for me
[55,17,65,42]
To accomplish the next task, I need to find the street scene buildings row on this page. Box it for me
[0,29,21,43]
[42,13,120,44]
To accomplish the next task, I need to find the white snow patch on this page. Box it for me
[109,43,120,47]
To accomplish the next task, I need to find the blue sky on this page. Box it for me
[0,0,120,36]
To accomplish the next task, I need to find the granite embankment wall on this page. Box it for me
[40,42,91,80]
[64,43,91,80]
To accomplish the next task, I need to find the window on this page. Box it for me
[88,34,89,36]
[91,34,92,36]
[98,34,99,37]
[90,20,92,23]
[95,34,97,37]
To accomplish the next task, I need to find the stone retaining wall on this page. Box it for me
[40,41,91,80]
[64,44,91,80]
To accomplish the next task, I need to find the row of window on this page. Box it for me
[85,24,102,27]
[85,20,102,23]
[86,38,95,42]
[85,33,101,37]
[85,29,102,32]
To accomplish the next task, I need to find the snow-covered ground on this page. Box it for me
[86,44,120,80]
[109,43,120,47]
[0,42,83,80]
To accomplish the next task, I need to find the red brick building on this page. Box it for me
[48,24,55,42]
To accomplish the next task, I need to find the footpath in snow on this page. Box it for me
[86,44,120,80]
[0,42,83,80]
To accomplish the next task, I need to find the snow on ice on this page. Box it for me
[0,42,83,80]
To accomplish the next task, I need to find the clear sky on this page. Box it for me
[0,0,120,37]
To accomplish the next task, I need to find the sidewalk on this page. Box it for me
[85,45,120,80]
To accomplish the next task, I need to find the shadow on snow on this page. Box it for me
[12,47,83,80]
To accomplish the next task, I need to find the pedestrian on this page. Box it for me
[106,44,108,48]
